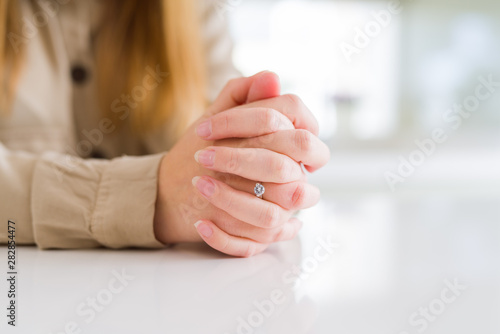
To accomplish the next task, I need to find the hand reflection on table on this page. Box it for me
[153,239,321,334]
[22,230,335,333]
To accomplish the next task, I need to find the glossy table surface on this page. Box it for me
[2,187,499,334]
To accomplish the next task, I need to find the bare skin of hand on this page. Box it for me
[153,72,330,257]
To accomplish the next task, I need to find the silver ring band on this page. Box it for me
[254,182,265,199]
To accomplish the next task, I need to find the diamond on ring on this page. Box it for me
[254,183,265,199]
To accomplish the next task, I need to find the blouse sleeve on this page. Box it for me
[0,143,164,249]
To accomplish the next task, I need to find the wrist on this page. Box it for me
[153,153,174,245]
[153,152,194,245]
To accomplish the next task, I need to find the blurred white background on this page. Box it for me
[227,0,500,193]
[224,1,500,333]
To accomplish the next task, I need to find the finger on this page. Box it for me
[194,146,303,183]
[236,94,319,136]
[256,182,321,211]
[213,174,320,211]
[246,71,281,103]
[212,214,303,244]
[236,129,331,172]
[196,107,294,140]
[192,175,287,228]
[194,220,268,257]
[208,71,281,115]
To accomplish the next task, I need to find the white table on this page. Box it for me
[2,189,499,334]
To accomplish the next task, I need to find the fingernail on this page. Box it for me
[194,149,215,167]
[196,120,212,138]
[192,176,215,198]
[194,220,213,238]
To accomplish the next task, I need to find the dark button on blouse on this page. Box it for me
[90,150,105,159]
[71,65,89,84]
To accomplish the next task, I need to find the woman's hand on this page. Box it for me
[153,72,330,257]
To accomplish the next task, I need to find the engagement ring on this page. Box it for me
[254,182,265,199]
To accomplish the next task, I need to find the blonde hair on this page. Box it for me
[1,0,206,140]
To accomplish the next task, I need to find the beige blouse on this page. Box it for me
[0,0,240,248]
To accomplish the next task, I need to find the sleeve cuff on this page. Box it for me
[91,153,165,248]
[32,152,165,249]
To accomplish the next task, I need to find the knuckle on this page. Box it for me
[272,226,287,243]
[259,108,278,131]
[290,183,306,209]
[243,243,255,258]
[225,78,239,91]
[226,149,240,173]
[273,157,292,182]
[294,129,312,154]
[220,112,231,133]
[224,190,236,212]
[260,205,280,228]
[284,94,320,135]
[219,237,230,254]
[284,93,303,107]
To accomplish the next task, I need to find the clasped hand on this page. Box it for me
[154,72,330,257]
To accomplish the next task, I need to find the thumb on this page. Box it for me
[246,71,281,103]
[208,71,281,115]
